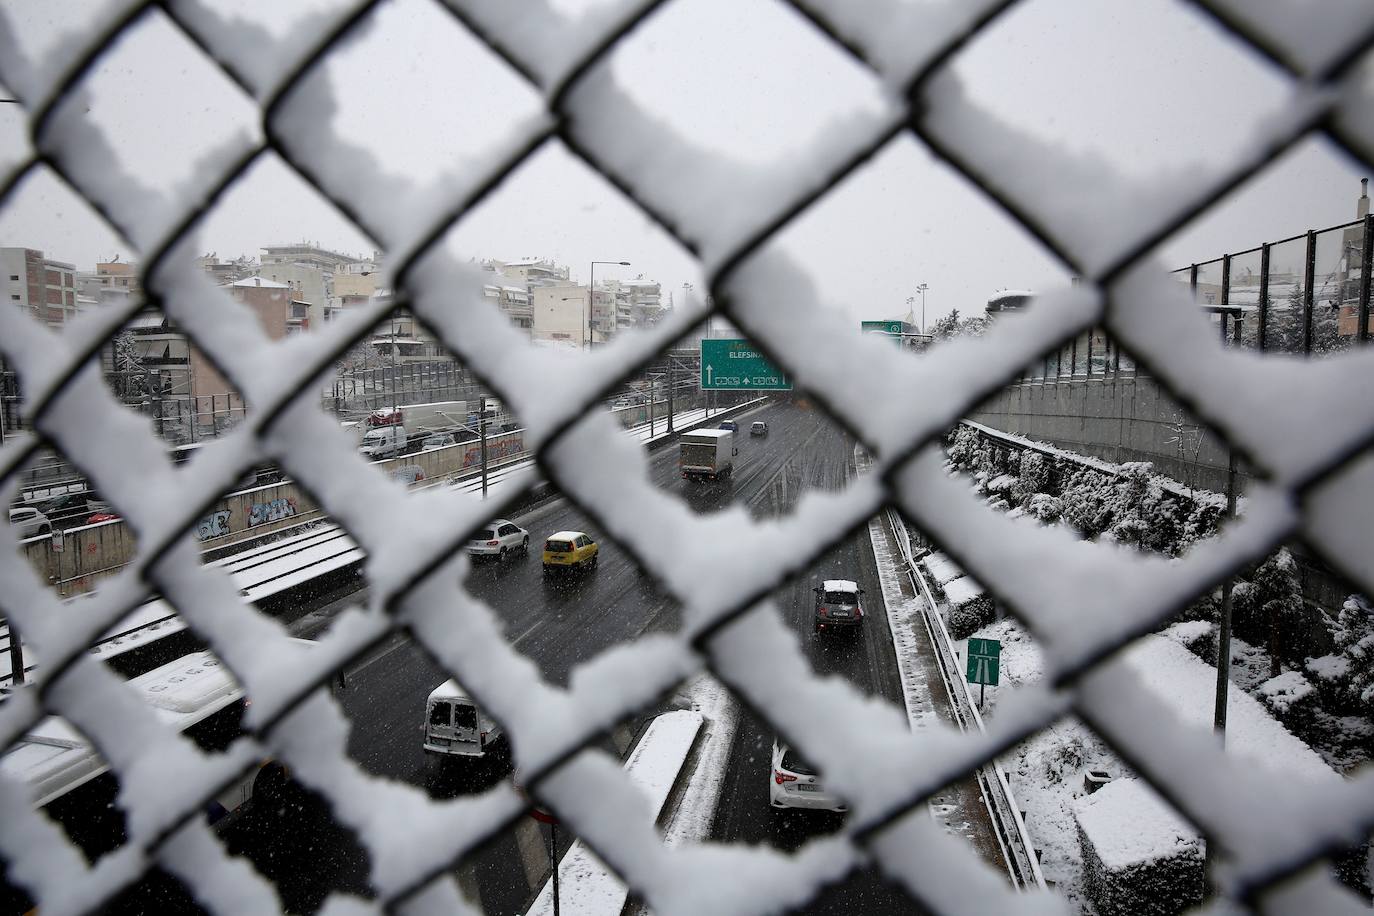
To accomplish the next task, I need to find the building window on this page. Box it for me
[10,294,19,300]
[8,275,16,281]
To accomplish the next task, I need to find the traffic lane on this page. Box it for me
[709,414,920,913]
[457,401,809,685]
[706,533,918,915]
[709,526,906,838]
[224,403,837,907]
[328,404,813,787]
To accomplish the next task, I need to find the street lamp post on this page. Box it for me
[588,260,630,351]
[915,282,929,336]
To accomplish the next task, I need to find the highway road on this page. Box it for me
[102,401,996,914]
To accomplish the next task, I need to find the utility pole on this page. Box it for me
[1213,450,1239,744]
[666,359,674,434]
[915,282,929,336]
[479,396,489,499]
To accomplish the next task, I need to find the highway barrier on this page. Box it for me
[526,710,705,916]
[884,506,1046,892]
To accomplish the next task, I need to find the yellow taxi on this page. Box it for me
[541,530,599,574]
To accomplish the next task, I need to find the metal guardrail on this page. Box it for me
[885,508,1047,892]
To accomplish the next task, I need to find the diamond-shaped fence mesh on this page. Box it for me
[2,0,1374,913]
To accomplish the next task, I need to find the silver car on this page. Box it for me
[9,506,52,540]
[467,519,530,560]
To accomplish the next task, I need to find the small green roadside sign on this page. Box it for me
[700,339,792,390]
[966,637,1001,687]
[861,320,904,340]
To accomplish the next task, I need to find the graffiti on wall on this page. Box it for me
[248,497,297,527]
[196,509,232,541]
[462,432,524,469]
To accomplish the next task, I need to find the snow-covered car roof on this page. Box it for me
[821,579,859,593]
[547,530,586,541]
[751,420,767,426]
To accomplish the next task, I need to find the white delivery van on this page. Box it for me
[359,425,405,459]
[423,680,502,758]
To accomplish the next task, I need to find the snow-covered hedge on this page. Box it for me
[1074,779,1204,916]
[945,576,995,640]
[922,551,965,588]
[1160,620,1215,663]
[944,428,1220,558]
[1257,671,1320,733]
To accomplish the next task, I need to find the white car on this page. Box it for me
[769,739,845,812]
[420,432,457,450]
[467,519,529,560]
[9,506,52,540]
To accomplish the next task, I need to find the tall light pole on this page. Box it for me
[915,282,929,336]
[589,260,630,351]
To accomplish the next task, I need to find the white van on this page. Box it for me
[423,680,502,757]
[359,426,405,459]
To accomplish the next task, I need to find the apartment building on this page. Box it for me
[2,247,80,327]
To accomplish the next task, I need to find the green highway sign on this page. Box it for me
[861,320,904,338]
[700,339,792,391]
[966,637,1001,686]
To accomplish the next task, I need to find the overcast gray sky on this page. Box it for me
[0,0,1366,329]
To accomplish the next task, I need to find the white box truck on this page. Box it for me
[358,399,467,459]
[679,428,736,481]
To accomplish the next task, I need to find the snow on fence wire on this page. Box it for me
[1,1,1374,913]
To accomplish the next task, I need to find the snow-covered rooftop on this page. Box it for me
[227,276,290,289]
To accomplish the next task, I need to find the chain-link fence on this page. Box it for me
[3,1,1374,914]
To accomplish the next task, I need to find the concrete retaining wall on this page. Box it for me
[20,398,745,597]
[25,430,528,596]
[969,376,1236,494]
[964,381,1360,613]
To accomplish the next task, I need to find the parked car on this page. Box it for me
[813,579,865,634]
[769,739,845,812]
[85,512,120,525]
[718,420,738,433]
[9,507,51,539]
[421,432,457,450]
[37,491,100,525]
[468,519,530,560]
[750,420,768,437]
[542,530,599,574]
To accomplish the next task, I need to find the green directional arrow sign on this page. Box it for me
[700,339,792,391]
[966,637,1001,686]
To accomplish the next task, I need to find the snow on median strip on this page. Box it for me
[527,710,704,916]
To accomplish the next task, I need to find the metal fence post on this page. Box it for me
[1258,243,1271,352]
[1303,229,1316,355]
[1359,213,1373,345]
[1220,254,1231,346]
[479,395,488,499]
